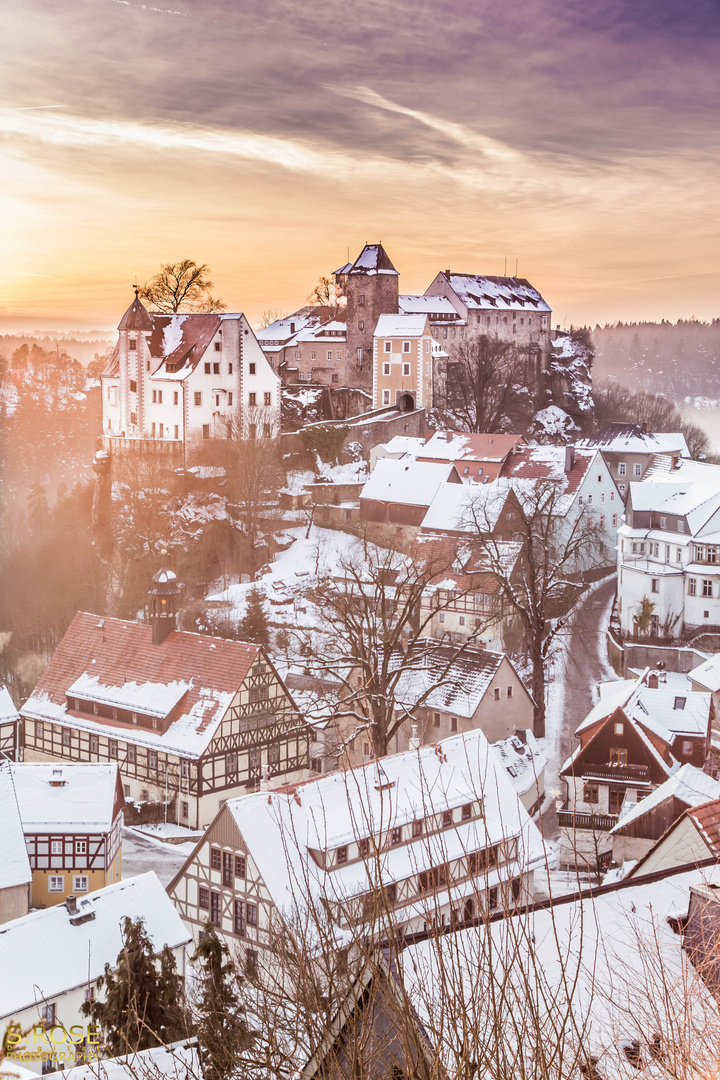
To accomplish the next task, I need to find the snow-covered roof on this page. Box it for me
[10,762,121,832]
[419,431,525,465]
[224,729,544,933]
[0,685,19,723]
[630,462,720,536]
[689,653,720,693]
[493,731,546,797]
[0,763,32,892]
[499,444,602,495]
[42,1041,202,1080]
[577,674,711,741]
[579,423,689,456]
[0,872,190,1019]
[347,243,398,276]
[611,763,720,835]
[374,313,428,338]
[398,295,462,318]
[22,612,261,759]
[392,645,513,719]
[375,436,426,457]
[361,459,453,507]
[437,274,550,312]
[401,866,720,1075]
[420,479,517,535]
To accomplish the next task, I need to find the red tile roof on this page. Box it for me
[499,446,596,495]
[23,612,259,757]
[688,798,720,856]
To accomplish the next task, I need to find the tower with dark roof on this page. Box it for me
[340,243,399,392]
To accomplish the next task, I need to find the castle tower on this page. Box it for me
[117,288,153,436]
[148,554,180,646]
[342,243,399,392]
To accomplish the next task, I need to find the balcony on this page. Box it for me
[583,764,651,784]
[557,808,618,832]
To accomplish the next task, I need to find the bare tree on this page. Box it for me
[463,480,609,738]
[139,260,227,314]
[297,536,490,757]
[438,334,531,433]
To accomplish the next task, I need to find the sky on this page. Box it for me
[2,0,719,331]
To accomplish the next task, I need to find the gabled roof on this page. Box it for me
[11,762,122,832]
[392,644,514,718]
[420,479,523,536]
[434,274,550,312]
[418,431,525,466]
[0,684,19,723]
[578,423,689,456]
[577,674,711,741]
[0,872,190,1019]
[0,762,32,892]
[688,798,720,856]
[361,459,453,507]
[398,295,462,318]
[611,763,720,835]
[689,653,720,693]
[22,612,261,759]
[561,704,678,782]
[498,445,601,497]
[43,1039,202,1080]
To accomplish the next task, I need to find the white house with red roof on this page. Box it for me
[21,572,311,831]
[101,291,280,449]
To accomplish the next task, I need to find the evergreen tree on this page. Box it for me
[239,587,270,650]
[192,923,254,1080]
[81,917,188,1055]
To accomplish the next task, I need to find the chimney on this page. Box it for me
[564,446,575,473]
[409,723,420,751]
[260,766,271,793]
[648,672,659,689]
[641,422,649,434]
[444,269,450,277]
[65,895,78,915]
[290,322,295,333]
[446,431,453,442]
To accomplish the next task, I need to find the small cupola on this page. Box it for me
[148,551,180,646]
[118,287,153,332]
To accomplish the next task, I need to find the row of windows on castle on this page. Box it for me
[627,541,719,567]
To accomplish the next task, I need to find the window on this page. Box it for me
[234,898,245,936]
[109,740,118,759]
[174,424,179,439]
[674,696,686,711]
[49,876,64,892]
[62,730,71,747]
[461,803,472,821]
[129,339,137,351]
[249,392,256,406]
[51,839,62,854]
[358,294,366,306]
[608,787,625,814]
[358,321,364,331]
[584,782,599,804]
[202,423,210,439]
[127,745,136,763]
[36,720,44,739]
[390,826,403,846]
[383,362,390,375]
[223,851,233,887]
[660,515,667,529]
[493,687,501,701]
[358,837,370,857]
[214,342,221,352]
[586,494,593,505]
[689,577,697,595]
[610,491,615,502]
[598,474,602,483]
[181,801,188,818]
[199,887,209,910]
[682,739,694,756]
[450,717,458,732]
[382,390,390,405]
[651,579,659,593]
[438,612,445,622]
[194,391,202,406]
[614,721,624,735]
[336,845,348,864]
[442,810,453,828]
[90,735,99,753]
[211,847,222,870]
[235,855,246,877]
[612,514,618,527]
[41,1003,56,1027]
[402,341,411,353]
[458,615,465,626]
[210,891,221,925]
[246,903,258,926]
[205,362,212,374]
[677,548,683,562]
[618,462,626,476]
[703,579,713,597]
[402,362,411,376]
[245,949,258,977]
[619,483,626,495]
[433,712,441,727]
[678,520,685,532]
[247,361,257,377]
[412,820,423,838]
[215,394,220,407]
[73,875,89,893]
[385,883,397,904]
[148,751,158,770]
[75,840,87,855]
[264,392,271,406]
[610,747,628,765]
[507,685,513,698]
[227,392,233,406]
[634,463,642,476]
[384,340,392,353]
[226,751,238,776]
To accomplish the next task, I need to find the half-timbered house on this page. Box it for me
[21,572,312,830]
[167,728,546,970]
[10,762,124,908]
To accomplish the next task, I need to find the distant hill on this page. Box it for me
[592,319,720,402]
[0,332,114,368]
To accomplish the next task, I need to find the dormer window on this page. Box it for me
[390,826,402,846]
[336,845,348,865]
